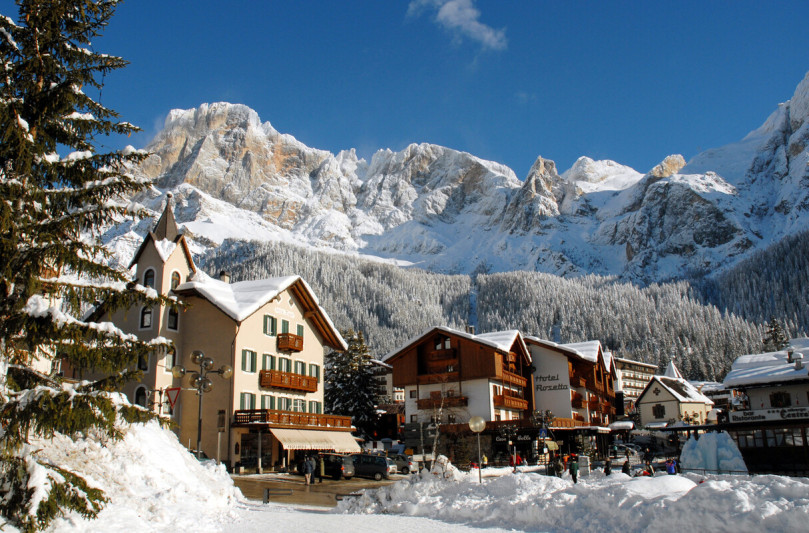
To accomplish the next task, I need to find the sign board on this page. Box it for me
[538,428,548,439]
[729,406,809,423]
[546,441,559,451]
[165,387,181,409]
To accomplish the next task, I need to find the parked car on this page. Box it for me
[351,454,394,480]
[611,444,640,458]
[388,454,415,474]
[322,453,355,480]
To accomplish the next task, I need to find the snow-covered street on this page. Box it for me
[26,421,809,533]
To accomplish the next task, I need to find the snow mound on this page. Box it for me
[334,459,809,532]
[680,431,748,473]
[35,420,241,532]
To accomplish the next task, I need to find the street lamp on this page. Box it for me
[172,350,233,459]
[468,416,486,484]
[498,424,519,472]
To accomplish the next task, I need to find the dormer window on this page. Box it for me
[143,268,155,289]
[170,271,181,290]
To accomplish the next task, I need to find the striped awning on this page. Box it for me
[269,428,361,453]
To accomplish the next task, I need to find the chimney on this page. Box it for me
[787,347,794,363]
[466,325,475,335]
[219,270,231,283]
[795,352,804,370]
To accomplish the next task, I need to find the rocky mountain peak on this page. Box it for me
[649,154,687,179]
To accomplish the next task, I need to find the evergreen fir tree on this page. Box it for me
[0,2,171,530]
[762,316,789,352]
[324,329,379,439]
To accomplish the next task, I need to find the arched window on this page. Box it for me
[140,307,152,329]
[143,268,155,288]
[167,308,179,330]
[170,271,181,290]
[138,352,149,371]
[134,387,148,408]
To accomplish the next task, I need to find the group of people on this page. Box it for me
[300,454,324,485]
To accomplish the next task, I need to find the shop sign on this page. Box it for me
[729,406,809,423]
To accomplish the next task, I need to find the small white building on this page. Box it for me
[636,361,714,427]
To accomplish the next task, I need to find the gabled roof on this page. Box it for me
[637,376,714,405]
[128,194,195,273]
[723,338,809,388]
[381,326,530,364]
[173,270,346,351]
[524,337,615,375]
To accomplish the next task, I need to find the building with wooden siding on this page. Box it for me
[382,327,535,428]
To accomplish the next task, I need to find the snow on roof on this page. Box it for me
[608,421,634,430]
[559,340,602,363]
[381,326,528,363]
[603,351,614,372]
[648,376,714,405]
[664,360,684,379]
[723,338,809,388]
[153,238,178,262]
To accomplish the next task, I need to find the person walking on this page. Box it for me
[666,459,676,475]
[308,456,317,485]
[569,455,579,484]
[302,455,314,485]
[554,456,565,478]
[604,458,612,476]
[482,454,488,468]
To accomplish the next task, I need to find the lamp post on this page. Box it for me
[532,409,555,475]
[498,424,519,473]
[172,350,233,459]
[468,416,486,484]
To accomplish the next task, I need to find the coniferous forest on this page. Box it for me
[203,232,809,382]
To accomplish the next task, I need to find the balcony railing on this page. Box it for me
[233,409,352,429]
[493,394,528,410]
[554,416,588,428]
[277,333,303,352]
[501,369,527,388]
[587,398,601,412]
[417,396,469,409]
[569,375,587,388]
[259,369,318,393]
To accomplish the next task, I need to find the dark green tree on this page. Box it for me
[324,329,380,439]
[0,2,171,530]
[762,316,789,352]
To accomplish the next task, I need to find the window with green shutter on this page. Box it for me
[308,363,320,382]
[261,395,275,410]
[263,315,277,336]
[240,392,255,410]
[294,360,306,375]
[241,349,257,373]
[279,357,291,373]
[281,319,289,334]
[297,324,304,337]
[262,353,275,371]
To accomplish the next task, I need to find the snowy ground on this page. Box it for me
[11,421,809,533]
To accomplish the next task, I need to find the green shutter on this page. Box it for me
[264,315,277,335]
[241,350,247,372]
[250,350,257,372]
[281,320,289,334]
[263,353,275,370]
[297,324,304,337]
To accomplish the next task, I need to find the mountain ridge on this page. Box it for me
[116,72,809,285]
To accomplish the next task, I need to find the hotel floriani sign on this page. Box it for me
[729,406,809,423]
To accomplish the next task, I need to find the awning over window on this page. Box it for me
[269,428,361,453]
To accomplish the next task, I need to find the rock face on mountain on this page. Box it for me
[126,72,809,284]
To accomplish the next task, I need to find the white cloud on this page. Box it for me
[408,0,507,51]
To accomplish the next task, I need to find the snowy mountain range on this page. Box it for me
[111,71,809,284]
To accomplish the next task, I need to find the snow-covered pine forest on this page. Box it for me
[200,234,809,381]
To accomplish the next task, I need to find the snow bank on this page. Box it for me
[680,431,748,473]
[335,467,809,532]
[32,420,240,532]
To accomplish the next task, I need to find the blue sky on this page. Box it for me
[5,0,809,176]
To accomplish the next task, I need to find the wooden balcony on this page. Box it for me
[417,396,469,409]
[494,394,528,410]
[425,348,456,361]
[571,392,584,409]
[569,375,587,388]
[259,370,318,393]
[417,371,460,384]
[553,416,588,428]
[501,368,527,388]
[426,358,459,373]
[233,409,352,430]
[587,398,601,412]
[277,333,303,352]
